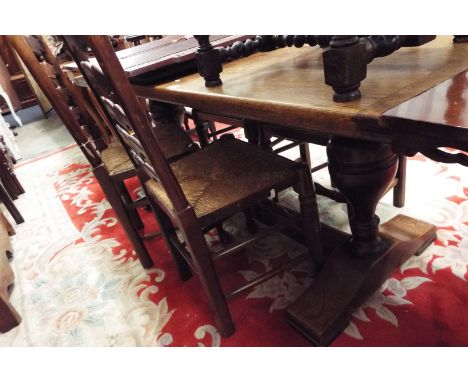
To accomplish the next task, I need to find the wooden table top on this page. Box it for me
[381,69,468,150]
[133,36,468,145]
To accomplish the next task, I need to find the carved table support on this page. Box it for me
[323,36,367,102]
[193,35,223,87]
[287,137,437,345]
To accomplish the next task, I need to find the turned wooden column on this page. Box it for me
[326,137,399,256]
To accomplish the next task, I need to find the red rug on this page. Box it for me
[1,142,467,346]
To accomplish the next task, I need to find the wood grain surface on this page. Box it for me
[381,69,468,151]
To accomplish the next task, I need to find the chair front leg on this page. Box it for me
[179,208,235,338]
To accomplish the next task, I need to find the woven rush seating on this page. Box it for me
[145,135,297,227]
[101,123,195,177]
[100,142,134,177]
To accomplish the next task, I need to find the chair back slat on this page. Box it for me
[7,36,102,168]
[62,35,190,213]
[99,96,155,179]
[79,61,150,166]
[115,124,159,181]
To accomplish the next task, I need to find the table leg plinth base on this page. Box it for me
[286,214,436,346]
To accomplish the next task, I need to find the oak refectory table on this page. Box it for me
[130,36,468,345]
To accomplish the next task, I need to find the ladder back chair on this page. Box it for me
[8,35,155,268]
[71,35,323,337]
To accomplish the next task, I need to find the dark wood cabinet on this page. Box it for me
[9,75,37,109]
[0,35,37,112]
[0,36,22,76]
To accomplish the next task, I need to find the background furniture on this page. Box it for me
[0,210,20,333]
[124,35,162,47]
[0,111,24,224]
[0,135,24,199]
[9,35,156,268]
[0,134,24,224]
[0,90,22,162]
[0,36,46,114]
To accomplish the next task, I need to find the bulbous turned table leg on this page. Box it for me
[326,137,398,256]
[287,137,436,346]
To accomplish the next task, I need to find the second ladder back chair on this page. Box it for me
[23,35,112,150]
[8,35,155,269]
[66,35,323,337]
